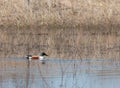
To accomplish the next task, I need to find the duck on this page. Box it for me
[26,52,48,64]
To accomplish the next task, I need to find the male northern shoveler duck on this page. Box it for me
[26,52,48,64]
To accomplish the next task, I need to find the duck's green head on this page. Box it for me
[40,52,48,56]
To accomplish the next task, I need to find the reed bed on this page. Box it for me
[0,0,120,27]
[0,27,119,60]
[0,0,120,59]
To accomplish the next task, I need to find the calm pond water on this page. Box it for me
[0,58,120,88]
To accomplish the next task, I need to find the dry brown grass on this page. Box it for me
[0,0,120,59]
[0,0,120,27]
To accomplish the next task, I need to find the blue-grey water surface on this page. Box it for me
[0,57,120,88]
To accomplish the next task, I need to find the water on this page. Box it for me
[0,58,120,88]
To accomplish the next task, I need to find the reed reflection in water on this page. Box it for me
[0,58,120,88]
